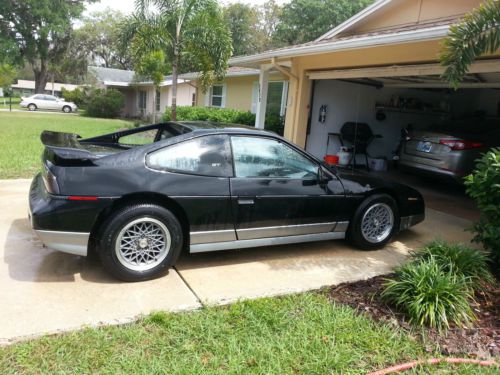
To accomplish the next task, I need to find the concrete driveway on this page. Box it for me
[0,179,475,343]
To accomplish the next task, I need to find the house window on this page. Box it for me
[138,90,147,110]
[192,93,196,107]
[210,84,225,108]
[156,89,161,111]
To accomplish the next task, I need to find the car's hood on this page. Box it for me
[335,167,420,197]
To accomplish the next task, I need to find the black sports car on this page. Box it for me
[29,122,425,281]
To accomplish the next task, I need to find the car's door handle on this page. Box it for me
[238,199,254,205]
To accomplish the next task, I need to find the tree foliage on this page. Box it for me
[0,0,92,92]
[272,0,373,46]
[441,0,500,88]
[74,10,133,70]
[223,3,261,56]
[0,64,16,91]
[124,0,232,120]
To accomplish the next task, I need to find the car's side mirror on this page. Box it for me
[318,167,333,185]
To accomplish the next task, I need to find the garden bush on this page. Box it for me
[61,87,87,107]
[464,147,500,269]
[411,240,494,288]
[382,258,476,330]
[85,88,124,118]
[163,106,285,135]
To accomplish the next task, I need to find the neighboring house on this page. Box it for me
[230,0,500,161]
[11,80,79,97]
[89,66,195,119]
[88,66,288,120]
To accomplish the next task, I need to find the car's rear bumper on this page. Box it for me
[29,173,108,257]
[33,229,89,256]
[398,159,465,183]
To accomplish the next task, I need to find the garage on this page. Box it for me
[303,61,500,220]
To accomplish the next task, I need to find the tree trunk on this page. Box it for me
[34,62,48,94]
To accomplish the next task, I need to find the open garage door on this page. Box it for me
[304,59,500,219]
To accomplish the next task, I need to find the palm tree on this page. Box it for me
[122,0,232,120]
[440,0,500,89]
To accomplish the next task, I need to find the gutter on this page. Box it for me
[230,25,450,66]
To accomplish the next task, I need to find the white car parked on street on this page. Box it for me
[20,94,77,113]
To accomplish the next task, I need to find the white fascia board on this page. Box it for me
[103,81,130,87]
[316,0,393,42]
[229,25,450,66]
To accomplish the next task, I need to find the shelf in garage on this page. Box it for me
[375,106,450,117]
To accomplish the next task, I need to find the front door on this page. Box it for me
[229,136,345,240]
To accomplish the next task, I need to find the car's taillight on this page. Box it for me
[42,167,60,194]
[439,139,484,150]
[68,196,98,201]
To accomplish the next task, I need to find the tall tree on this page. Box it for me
[223,3,261,56]
[272,0,373,46]
[124,0,232,121]
[257,0,283,50]
[75,9,134,70]
[0,64,16,91]
[0,0,92,93]
[441,0,500,89]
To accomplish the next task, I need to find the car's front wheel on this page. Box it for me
[62,105,72,113]
[98,204,183,281]
[348,194,398,250]
[28,103,37,111]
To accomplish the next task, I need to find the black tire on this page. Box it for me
[62,105,72,113]
[28,103,37,111]
[348,194,399,250]
[98,204,183,282]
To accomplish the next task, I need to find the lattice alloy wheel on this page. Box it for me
[360,203,394,244]
[115,217,171,271]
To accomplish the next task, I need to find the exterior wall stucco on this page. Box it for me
[352,0,483,35]
[196,73,286,112]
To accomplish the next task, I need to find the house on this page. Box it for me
[230,0,500,162]
[89,66,196,119]
[88,66,288,119]
[11,80,80,97]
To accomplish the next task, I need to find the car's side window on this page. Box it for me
[231,136,318,179]
[33,95,44,100]
[44,95,57,101]
[146,135,232,177]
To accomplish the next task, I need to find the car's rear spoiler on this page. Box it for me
[41,131,100,160]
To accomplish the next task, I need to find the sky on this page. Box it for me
[84,0,291,16]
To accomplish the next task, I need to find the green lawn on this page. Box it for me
[0,292,495,374]
[0,112,132,179]
[0,293,426,374]
[0,97,21,110]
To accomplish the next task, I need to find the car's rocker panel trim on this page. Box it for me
[34,230,89,256]
[236,221,343,240]
[189,231,346,253]
[399,214,425,231]
[190,229,237,244]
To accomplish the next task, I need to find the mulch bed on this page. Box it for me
[328,275,500,359]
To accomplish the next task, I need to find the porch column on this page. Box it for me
[255,65,271,129]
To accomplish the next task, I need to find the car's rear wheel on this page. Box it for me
[62,105,72,113]
[348,194,398,250]
[98,204,183,282]
[28,103,37,111]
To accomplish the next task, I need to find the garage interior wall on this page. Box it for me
[305,80,500,160]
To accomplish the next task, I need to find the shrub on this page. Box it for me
[411,240,494,288]
[382,258,476,330]
[61,87,87,107]
[163,106,284,134]
[85,88,124,118]
[464,148,500,269]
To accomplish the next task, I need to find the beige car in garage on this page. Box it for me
[20,94,77,113]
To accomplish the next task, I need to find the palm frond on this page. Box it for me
[440,0,500,89]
